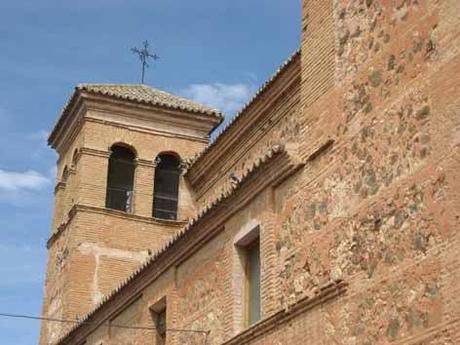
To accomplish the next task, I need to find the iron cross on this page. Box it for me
[131,40,159,84]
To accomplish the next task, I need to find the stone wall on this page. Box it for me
[278,0,460,343]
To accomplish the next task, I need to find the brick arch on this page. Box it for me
[154,150,181,162]
[109,142,138,159]
[152,152,182,220]
[105,144,136,212]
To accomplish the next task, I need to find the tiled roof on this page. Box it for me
[49,84,223,146]
[77,84,222,116]
[184,49,301,170]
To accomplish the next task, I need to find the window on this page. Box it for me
[105,145,136,212]
[234,223,261,329]
[156,308,167,342]
[150,299,167,345]
[153,153,180,220]
[245,238,261,326]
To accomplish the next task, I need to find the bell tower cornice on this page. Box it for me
[48,84,223,156]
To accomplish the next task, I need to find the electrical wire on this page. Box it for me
[0,312,210,334]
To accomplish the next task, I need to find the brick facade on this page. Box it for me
[39,88,220,344]
[40,0,460,344]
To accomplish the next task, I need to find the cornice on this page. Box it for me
[306,139,335,162]
[47,211,75,249]
[49,90,218,154]
[46,204,186,249]
[52,97,87,156]
[84,116,209,143]
[56,145,305,345]
[79,147,111,159]
[222,280,348,345]
[84,94,219,131]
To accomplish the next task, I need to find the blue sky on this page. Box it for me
[0,1,300,343]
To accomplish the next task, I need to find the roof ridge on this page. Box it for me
[77,83,221,114]
[77,83,146,87]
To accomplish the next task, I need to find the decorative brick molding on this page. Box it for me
[46,204,186,249]
[49,85,222,153]
[306,138,334,162]
[79,147,111,159]
[135,158,155,168]
[85,117,210,143]
[221,281,348,345]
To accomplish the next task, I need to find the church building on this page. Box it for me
[39,0,460,344]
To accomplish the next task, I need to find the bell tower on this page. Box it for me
[39,84,221,344]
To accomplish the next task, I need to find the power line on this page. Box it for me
[0,312,210,334]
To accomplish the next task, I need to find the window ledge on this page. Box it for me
[47,204,187,249]
[151,217,185,225]
[85,206,188,226]
[222,280,347,345]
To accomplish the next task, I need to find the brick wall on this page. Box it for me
[39,105,211,344]
[45,0,460,344]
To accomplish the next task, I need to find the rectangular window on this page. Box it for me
[150,299,167,345]
[245,238,261,326]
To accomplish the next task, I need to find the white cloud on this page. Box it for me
[180,83,256,116]
[0,170,50,191]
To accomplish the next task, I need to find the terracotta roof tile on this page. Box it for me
[77,83,222,116]
[49,84,223,146]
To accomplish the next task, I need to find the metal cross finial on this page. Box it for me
[131,40,159,84]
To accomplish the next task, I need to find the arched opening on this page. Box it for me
[153,153,181,220]
[105,145,136,212]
